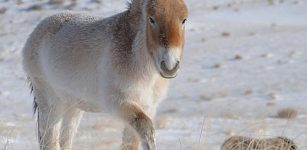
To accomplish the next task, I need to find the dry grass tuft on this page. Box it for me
[223,111,239,119]
[66,2,77,10]
[16,0,23,5]
[221,32,231,37]
[49,0,65,5]
[234,54,243,60]
[221,136,297,150]
[200,91,228,101]
[233,8,240,12]
[200,94,212,101]
[201,37,206,42]
[244,89,253,95]
[212,63,222,69]
[92,0,102,4]
[277,108,298,119]
[268,0,274,5]
[212,6,220,10]
[162,108,179,114]
[248,32,255,36]
[27,5,43,11]
[266,101,276,107]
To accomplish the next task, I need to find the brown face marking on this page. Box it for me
[146,0,188,52]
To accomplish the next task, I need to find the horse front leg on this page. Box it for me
[121,126,140,150]
[118,101,157,150]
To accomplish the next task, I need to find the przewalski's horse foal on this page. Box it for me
[22,0,188,149]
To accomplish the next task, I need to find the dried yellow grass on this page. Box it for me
[221,136,297,150]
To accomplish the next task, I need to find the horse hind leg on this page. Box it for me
[37,105,62,150]
[32,80,63,150]
[60,107,83,149]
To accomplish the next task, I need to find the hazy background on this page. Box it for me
[0,0,307,149]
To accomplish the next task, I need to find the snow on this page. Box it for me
[0,0,307,149]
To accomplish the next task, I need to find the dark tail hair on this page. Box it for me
[29,80,42,142]
[29,81,38,115]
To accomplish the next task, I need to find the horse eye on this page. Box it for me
[182,19,187,25]
[149,17,155,24]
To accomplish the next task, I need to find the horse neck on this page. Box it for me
[133,28,156,80]
[121,3,158,82]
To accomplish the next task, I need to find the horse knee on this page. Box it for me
[118,101,156,150]
[121,126,140,150]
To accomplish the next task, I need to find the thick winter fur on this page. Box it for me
[221,136,297,150]
[23,0,188,150]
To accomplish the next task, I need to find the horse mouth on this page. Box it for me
[160,72,177,79]
[159,61,179,79]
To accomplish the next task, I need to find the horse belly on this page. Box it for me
[39,34,113,112]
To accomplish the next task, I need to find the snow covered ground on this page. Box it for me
[0,0,307,149]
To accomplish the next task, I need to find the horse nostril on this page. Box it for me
[160,61,180,75]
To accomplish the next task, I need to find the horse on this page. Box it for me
[22,0,188,149]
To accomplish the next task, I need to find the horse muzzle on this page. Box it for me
[159,60,180,79]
